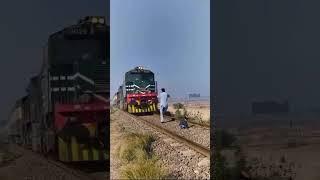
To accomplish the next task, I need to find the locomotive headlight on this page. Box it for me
[130,98,135,103]
[92,17,98,23]
[99,18,105,24]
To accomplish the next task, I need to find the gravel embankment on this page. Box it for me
[110,114,123,180]
[111,110,210,179]
[140,114,210,149]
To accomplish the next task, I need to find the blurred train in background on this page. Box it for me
[6,16,109,163]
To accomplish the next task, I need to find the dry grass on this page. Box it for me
[121,158,166,180]
[0,147,21,167]
[116,133,167,179]
[110,107,118,114]
[116,133,154,162]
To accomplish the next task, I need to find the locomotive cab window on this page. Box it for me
[125,73,154,83]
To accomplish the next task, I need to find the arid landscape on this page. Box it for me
[217,114,320,180]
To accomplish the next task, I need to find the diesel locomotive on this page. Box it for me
[8,16,109,163]
[115,66,158,114]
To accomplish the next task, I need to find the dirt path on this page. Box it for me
[0,145,89,180]
[0,144,108,180]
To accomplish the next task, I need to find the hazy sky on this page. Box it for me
[214,0,320,115]
[111,0,210,98]
[0,0,108,121]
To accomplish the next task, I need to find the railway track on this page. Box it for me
[121,111,210,157]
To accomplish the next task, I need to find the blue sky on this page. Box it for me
[111,0,210,98]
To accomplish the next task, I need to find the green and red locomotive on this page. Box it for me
[116,66,158,114]
[8,16,109,164]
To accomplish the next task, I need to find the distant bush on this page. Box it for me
[175,109,185,120]
[110,107,117,114]
[213,151,230,180]
[214,146,248,180]
[216,129,237,150]
[0,147,22,167]
[280,156,286,163]
[173,103,184,109]
[246,155,296,179]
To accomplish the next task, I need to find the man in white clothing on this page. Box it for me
[159,88,170,123]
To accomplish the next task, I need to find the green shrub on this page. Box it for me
[175,109,185,119]
[216,129,237,150]
[213,151,230,180]
[214,147,248,180]
[173,103,184,109]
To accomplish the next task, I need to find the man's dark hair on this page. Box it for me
[161,88,165,92]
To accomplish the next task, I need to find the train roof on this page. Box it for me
[49,16,108,41]
[126,66,153,74]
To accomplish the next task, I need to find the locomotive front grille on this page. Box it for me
[127,103,157,113]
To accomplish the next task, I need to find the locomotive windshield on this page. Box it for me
[125,72,155,92]
[126,73,154,83]
[50,39,106,64]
